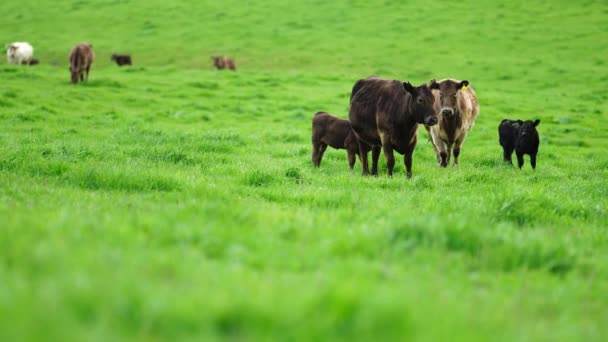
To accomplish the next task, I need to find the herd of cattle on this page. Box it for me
[5,41,236,84]
[312,76,540,177]
[5,42,539,176]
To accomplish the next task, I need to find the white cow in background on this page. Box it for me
[6,42,34,65]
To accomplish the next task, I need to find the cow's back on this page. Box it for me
[349,77,406,145]
[498,119,518,147]
[70,43,93,64]
[460,86,479,130]
[313,112,351,149]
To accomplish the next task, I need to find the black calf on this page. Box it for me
[498,119,540,169]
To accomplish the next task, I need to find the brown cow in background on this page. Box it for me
[425,79,479,167]
[68,43,94,84]
[212,56,236,71]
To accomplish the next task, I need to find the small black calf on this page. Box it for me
[111,54,132,66]
[498,119,540,169]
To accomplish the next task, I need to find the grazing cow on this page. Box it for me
[212,56,236,71]
[68,43,94,84]
[111,53,132,66]
[21,58,39,65]
[6,42,33,65]
[425,79,480,166]
[349,76,439,178]
[499,119,540,169]
[311,112,359,170]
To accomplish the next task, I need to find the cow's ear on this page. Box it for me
[517,120,524,124]
[429,79,440,90]
[459,80,469,89]
[403,82,416,95]
[533,119,540,126]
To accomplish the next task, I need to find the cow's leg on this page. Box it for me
[357,140,371,176]
[371,145,381,176]
[312,141,321,167]
[530,152,537,170]
[429,133,441,164]
[503,146,514,164]
[380,134,395,177]
[317,144,328,167]
[446,144,453,165]
[453,138,465,166]
[516,152,525,169]
[347,149,356,170]
[404,135,418,179]
[438,141,449,167]
[502,146,513,164]
[86,64,91,80]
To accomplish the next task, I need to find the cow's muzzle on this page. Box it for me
[424,116,438,126]
[441,108,455,118]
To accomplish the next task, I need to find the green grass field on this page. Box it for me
[1,0,608,340]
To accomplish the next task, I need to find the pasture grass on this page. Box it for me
[1,0,608,340]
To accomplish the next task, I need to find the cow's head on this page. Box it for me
[111,54,117,61]
[518,119,540,141]
[69,66,79,84]
[431,79,469,119]
[7,45,17,57]
[403,81,439,126]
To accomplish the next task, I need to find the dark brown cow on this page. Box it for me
[349,76,439,178]
[311,112,359,170]
[425,79,480,166]
[212,56,236,71]
[111,53,132,66]
[68,43,94,84]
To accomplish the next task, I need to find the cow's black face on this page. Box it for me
[432,79,469,119]
[404,82,438,126]
[518,119,539,143]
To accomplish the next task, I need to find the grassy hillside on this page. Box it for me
[1,0,608,340]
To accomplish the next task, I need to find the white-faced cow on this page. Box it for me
[349,76,439,178]
[6,42,33,65]
[425,79,479,167]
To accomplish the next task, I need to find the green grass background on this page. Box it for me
[1,0,608,340]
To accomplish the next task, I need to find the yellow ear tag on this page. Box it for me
[461,85,468,91]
